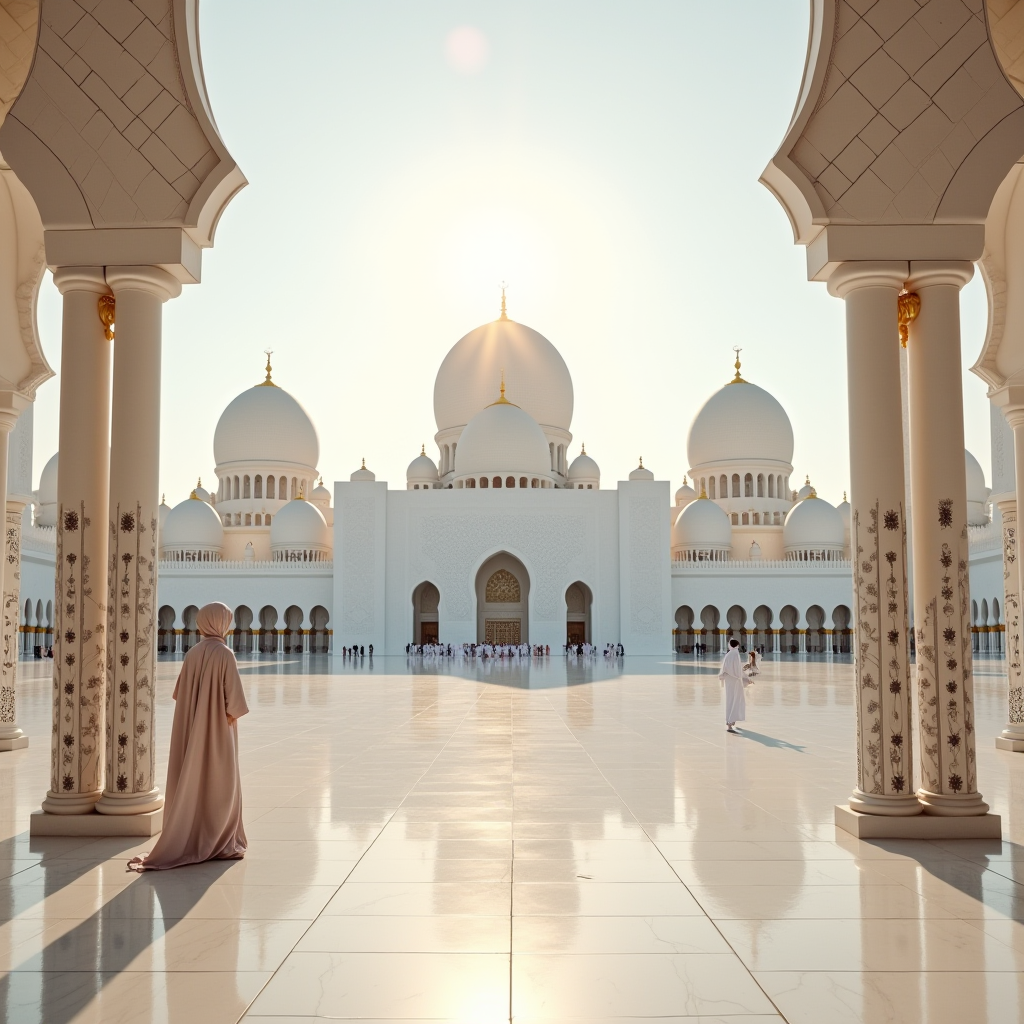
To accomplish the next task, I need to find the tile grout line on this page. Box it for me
[232,683,489,1023]
[544,692,795,1024]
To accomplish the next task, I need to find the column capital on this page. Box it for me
[105,266,182,303]
[996,496,1017,515]
[52,267,108,296]
[0,391,30,433]
[826,261,909,299]
[988,385,1024,428]
[906,260,974,290]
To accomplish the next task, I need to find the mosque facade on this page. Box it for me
[13,302,1007,658]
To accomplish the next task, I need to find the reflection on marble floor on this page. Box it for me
[0,654,1022,1022]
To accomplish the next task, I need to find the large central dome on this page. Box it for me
[433,314,573,433]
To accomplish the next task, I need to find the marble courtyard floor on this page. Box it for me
[0,654,1023,1023]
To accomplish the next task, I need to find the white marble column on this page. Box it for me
[42,269,113,814]
[828,263,919,816]
[95,267,180,817]
[0,492,28,751]
[906,261,988,816]
[997,480,1024,751]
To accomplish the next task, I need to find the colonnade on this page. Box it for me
[830,262,989,820]
[37,266,178,829]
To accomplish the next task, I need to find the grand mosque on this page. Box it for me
[12,296,1006,659]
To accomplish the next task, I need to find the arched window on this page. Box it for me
[707,477,714,499]
[255,514,262,525]
[744,473,753,497]
[254,475,262,498]
[549,443,555,470]
[267,475,275,499]
[731,474,740,497]
[265,515,271,525]
[731,512,738,525]
[467,478,475,488]
[493,476,502,488]
[520,477,527,488]
[234,512,241,525]
[243,475,251,499]
[279,476,286,499]
[531,478,538,487]
[506,476,515,488]
[753,512,759,524]
[291,477,297,499]
[480,477,488,488]
[244,513,251,525]
[233,476,239,500]
[768,475,774,498]
[742,512,749,525]
[757,474,764,497]
[720,474,727,498]
[587,484,593,489]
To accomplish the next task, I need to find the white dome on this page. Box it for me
[783,493,844,550]
[213,378,319,468]
[796,476,814,500]
[673,497,732,549]
[837,493,850,526]
[966,449,989,527]
[675,478,697,506]
[568,448,600,483]
[192,479,212,503]
[454,399,552,478]
[629,460,654,481]
[434,314,573,433]
[270,498,330,549]
[687,378,794,468]
[36,451,58,527]
[407,447,439,486]
[158,497,171,533]
[311,480,331,506]
[162,495,224,551]
[351,460,375,481]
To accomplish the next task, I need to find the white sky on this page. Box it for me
[32,0,993,507]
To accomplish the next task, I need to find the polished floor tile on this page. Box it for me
[1,654,1023,1023]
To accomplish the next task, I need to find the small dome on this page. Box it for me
[407,446,439,488]
[568,446,600,485]
[161,494,224,553]
[270,498,330,550]
[454,395,551,479]
[192,478,212,503]
[784,492,844,553]
[965,449,989,525]
[749,540,762,560]
[36,451,59,527]
[311,477,331,507]
[351,459,376,482]
[673,496,732,549]
[837,492,850,526]
[629,458,654,481]
[796,476,815,500]
[158,495,171,533]
[675,476,697,507]
[434,304,573,434]
[687,362,794,468]
[213,359,319,469]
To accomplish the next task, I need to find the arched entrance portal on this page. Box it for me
[412,582,441,645]
[476,553,529,644]
[565,581,592,645]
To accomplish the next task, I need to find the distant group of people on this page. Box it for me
[405,642,550,659]
[33,645,53,659]
[340,645,372,658]
[564,642,624,658]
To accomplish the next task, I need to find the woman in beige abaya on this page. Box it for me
[128,601,249,871]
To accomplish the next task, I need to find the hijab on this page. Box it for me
[197,601,233,638]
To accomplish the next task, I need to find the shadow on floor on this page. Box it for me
[733,729,807,752]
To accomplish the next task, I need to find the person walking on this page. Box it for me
[718,637,747,734]
[128,602,249,871]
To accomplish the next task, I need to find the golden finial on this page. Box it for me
[581,443,586,455]
[639,456,644,468]
[489,370,515,406]
[727,345,747,384]
[843,490,847,502]
[361,458,366,469]
[257,348,277,387]
[808,486,818,499]
[297,482,305,500]
[319,474,323,485]
[197,477,202,489]
[161,493,166,505]
[699,482,708,499]
[683,475,688,485]
[805,475,810,485]
[499,282,508,321]
[421,443,426,456]
[189,489,198,500]
[98,294,115,341]
[898,289,920,347]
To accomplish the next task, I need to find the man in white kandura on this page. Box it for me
[718,638,746,734]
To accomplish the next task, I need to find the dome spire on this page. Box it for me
[257,348,277,387]
[499,282,508,321]
[727,345,747,385]
[581,442,586,455]
[699,481,708,499]
[421,443,426,456]
[489,370,516,407]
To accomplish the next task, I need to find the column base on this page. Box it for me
[848,789,923,817]
[916,788,990,816]
[30,808,163,837]
[836,804,1001,839]
[95,787,163,816]
[996,735,1024,752]
[0,735,28,751]
[41,790,101,815]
